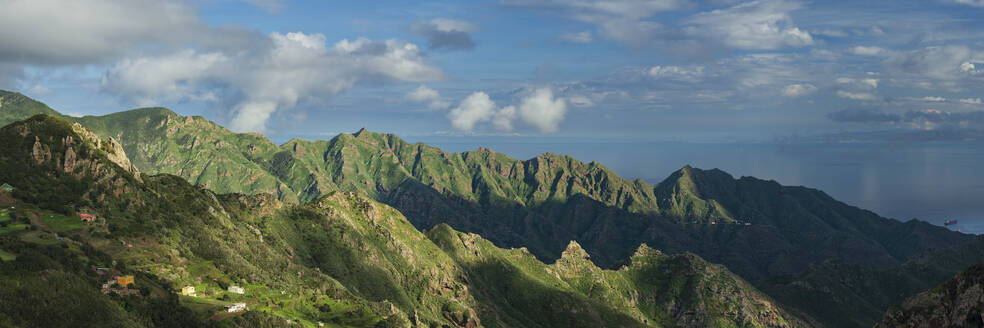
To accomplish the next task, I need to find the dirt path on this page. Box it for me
[27,213,52,231]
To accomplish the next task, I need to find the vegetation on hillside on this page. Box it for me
[876,260,984,327]
[0,114,807,327]
[2,91,982,327]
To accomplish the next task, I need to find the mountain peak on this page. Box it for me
[354,127,369,137]
[632,243,662,258]
[561,240,590,261]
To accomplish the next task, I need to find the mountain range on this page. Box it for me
[0,89,981,327]
[0,113,802,327]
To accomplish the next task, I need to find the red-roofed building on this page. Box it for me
[80,213,96,222]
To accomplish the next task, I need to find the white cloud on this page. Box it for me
[812,28,848,38]
[959,98,983,104]
[447,87,569,133]
[836,90,876,100]
[781,83,816,97]
[961,61,984,75]
[448,92,499,131]
[849,46,889,56]
[101,50,228,106]
[0,0,258,66]
[919,96,946,102]
[518,88,568,133]
[493,105,517,131]
[407,85,440,102]
[500,0,686,46]
[885,45,976,80]
[648,65,705,81]
[410,18,478,51]
[26,84,54,97]
[686,0,813,50]
[560,31,594,43]
[102,32,444,132]
[836,77,879,89]
[406,85,450,110]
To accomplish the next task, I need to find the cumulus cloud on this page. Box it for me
[0,0,261,66]
[919,96,946,102]
[518,88,568,133]
[686,0,813,50]
[835,77,879,100]
[448,92,500,131]
[410,18,478,51]
[781,83,816,97]
[960,61,984,75]
[406,85,450,110]
[493,105,517,131]
[102,32,444,132]
[560,31,594,43]
[959,98,983,104]
[447,87,568,133]
[101,50,228,106]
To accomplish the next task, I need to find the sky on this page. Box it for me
[2,0,984,142]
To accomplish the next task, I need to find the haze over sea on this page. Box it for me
[395,136,984,235]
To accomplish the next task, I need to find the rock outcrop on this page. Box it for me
[877,262,984,328]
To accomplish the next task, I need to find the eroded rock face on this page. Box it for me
[69,122,140,179]
[877,262,984,328]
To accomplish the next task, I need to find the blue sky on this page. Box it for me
[3,0,984,142]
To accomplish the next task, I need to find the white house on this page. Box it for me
[227,303,248,313]
[228,285,245,295]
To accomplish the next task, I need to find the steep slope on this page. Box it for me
[1,92,977,327]
[763,236,984,327]
[58,104,972,276]
[876,261,984,327]
[0,114,808,327]
[0,90,63,127]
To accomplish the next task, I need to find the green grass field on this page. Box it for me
[0,223,29,234]
[19,230,61,245]
[0,209,10,223]
[0,248,16,261]
[39,213,84,232]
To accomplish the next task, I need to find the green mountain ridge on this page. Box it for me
[2,90,982,327]
[876,260,984,327]
[0,114,806,327]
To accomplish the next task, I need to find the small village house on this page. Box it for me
[115,275,135,287]
[228,285,245,295]
[181,286,196,297]
[227,303,248,313]
[79,213,96,222]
